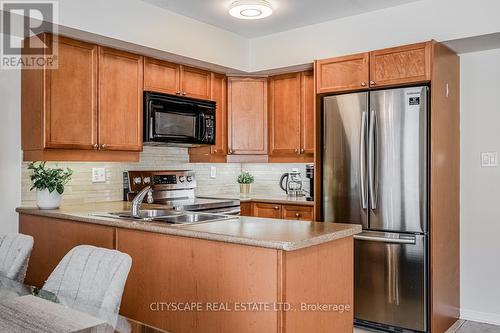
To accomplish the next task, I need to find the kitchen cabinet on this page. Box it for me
[189,72,227,162]
[242,201,314,221]
[227,77,268,162]
[143,57,211,100]
[143,58,180,95]
[268,71,314,162]
[21,34,142,161]
[370,42,431,87]
[315,41,432,94]
[315,52,370,94]
[98,47,143,151]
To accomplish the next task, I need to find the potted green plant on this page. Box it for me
[237,171,254,195]
[28,162,73,210]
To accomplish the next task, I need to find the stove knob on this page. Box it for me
[186,176,193,182]
[133,177,142,185]
[179,176,185,183]
[143,177,151,184]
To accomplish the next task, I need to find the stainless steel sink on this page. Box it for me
[92,210,231,225]
[108,209,180,219]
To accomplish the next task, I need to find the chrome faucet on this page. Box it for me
[131,186,153,218]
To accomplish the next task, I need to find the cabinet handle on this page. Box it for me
[274,206,279,210]
[300,148,305,154]
[370,81,376,86]
[295,213,301,217]
[100,144,107,150]
[92,143,99,150]
[214,149,218,153]
[361,82,367,87]
[294,148,299,153]
[182,91,187,96]
[228,149,233,154]
[176,91,181,95]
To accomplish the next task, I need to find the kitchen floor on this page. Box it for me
[354,320,500,332]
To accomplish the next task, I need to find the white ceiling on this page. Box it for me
[141,0,422,38]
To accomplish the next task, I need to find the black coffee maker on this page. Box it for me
[306,164,314,201]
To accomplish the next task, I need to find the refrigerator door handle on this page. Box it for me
[368,110,377,209]
[354,234,416,245]
[360,111,368,209]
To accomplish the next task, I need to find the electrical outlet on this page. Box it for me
[92,167,106,183]
[210,166,217,179]
[481,152,498,167]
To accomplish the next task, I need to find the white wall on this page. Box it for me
[57,0,250,71]
[0,60,21,233]
[460,48,500,324]
[249,0,500,71]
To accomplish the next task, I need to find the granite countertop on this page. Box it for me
[16,202,360,251]
[199,194,314,206]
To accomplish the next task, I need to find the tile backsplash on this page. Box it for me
[21,146,310,206]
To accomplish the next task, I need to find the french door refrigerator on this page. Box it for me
[322,86,429,333]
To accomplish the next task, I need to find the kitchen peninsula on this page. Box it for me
[17,202,360,333]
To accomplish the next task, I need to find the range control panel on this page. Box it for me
[126,170,196,193]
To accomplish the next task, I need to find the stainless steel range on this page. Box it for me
[123,170,240,215]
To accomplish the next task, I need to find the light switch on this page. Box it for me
[210,166,217,179]
[481,152,498,167]
[92,167,107,182]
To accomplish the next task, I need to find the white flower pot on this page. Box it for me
[36,189,62,210]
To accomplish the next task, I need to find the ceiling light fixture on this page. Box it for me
[229,0,273,20]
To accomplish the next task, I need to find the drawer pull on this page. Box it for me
[295,213,301,217]
[274,206,279,210]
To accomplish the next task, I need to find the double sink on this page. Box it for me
[95,209,232,225]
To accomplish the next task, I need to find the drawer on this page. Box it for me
[282,205,313,221]
[252,202,282,219]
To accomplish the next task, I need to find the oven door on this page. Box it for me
[145,96,205,144]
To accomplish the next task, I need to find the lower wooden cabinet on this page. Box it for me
[241,201,314,221]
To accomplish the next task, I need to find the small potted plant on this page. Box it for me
[237,171,254,195]
[28,162,73,210]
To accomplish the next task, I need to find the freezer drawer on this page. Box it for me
[354,232,427,332]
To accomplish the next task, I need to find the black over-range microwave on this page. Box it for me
[144,92,216,146]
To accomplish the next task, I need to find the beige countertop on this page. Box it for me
[16,202,359,251]
[199,194,314,206]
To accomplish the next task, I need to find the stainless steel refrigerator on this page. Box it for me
[322,86,428,332]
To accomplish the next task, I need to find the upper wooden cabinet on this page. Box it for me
[315,53,369,94]
[315,41,433,93]
[143,58,211,100]
[268,71,314,162]
[98,47,143,152]
[370,42,431,87]
[180,66,211,100]
[227,77,268,157]
[21,34,142,161]
[210,73,227,156]
[143,58,180,95]
[44,36,98,150]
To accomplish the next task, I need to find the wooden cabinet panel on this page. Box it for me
[370,42,431,87]
[300,71,315,155]
[240,202,252,216]
[316,53,369,94]
[282,204,314,221]
[211,73,227,156]
[269,73,301,156]
[228,77,268,155]
[45,37,98,150]
[143,57,180,95]
[181,66,211,100]
[98,47,143,151]
[252,202,282,219]
[19,214,115,288]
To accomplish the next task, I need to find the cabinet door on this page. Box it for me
[316,53,369,94]
[45,37,98,149]
[180,66,211,100]
[300,71,315,155]
[269,73,301,156]
[228,77,268,155]
[370,42,431,87]
[282,205,314,221]
[98,47,143,151]
[252,202,282,219]
[143,57,180,95]
[210,73,227,156]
